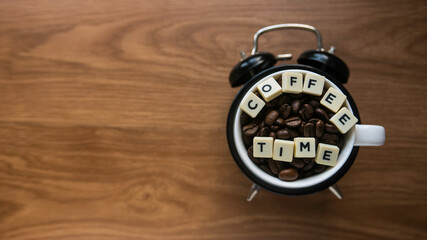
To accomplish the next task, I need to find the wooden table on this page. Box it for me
[0,1,426,239]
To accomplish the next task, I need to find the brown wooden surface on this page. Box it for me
[0,1,426,239]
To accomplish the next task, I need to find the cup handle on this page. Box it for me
[354,124,385,146]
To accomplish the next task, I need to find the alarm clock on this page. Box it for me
[226,24,385,201]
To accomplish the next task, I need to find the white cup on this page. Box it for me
[230,69,385,193]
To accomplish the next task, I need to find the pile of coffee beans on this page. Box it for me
[241,78,344,181]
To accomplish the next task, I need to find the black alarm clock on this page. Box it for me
[226,24,366,201]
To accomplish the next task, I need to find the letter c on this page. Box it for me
[248,100,258,110]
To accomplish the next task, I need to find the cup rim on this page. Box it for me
[226,64,360,195]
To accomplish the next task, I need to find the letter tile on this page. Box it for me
[240,92,265,118]
[315,143,340,167]
[257,77,282,102]
[273,139,294,162]
[330,107,358,134]
[282,72,303,94]
[294,137,316,158]
[253,137,274,158]
[303,73,325,96]
[320,87,347,112]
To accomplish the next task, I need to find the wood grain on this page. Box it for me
[0,0,426,239]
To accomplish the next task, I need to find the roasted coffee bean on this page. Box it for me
[258,121,266,129]
[265,101,276,109]
[242,123,259,137]
[315,120,325,138]
[243,134,252,148]
[291,158,305,168]
[308,118,321,125]
[314,107,329,121]
[328,113,335,118]
[276,117,286,126]
[303,170,315,178]
[268,131,276,139]
[299,104,314,120]
[303,160,315,171]
[291,99,301,113]
[276,129,291,139]
[247,146,263,164]
[259,127,269,137]
[276,77,282,86]
[269,125,280,132]
[279,104,292,118]
[338,136,344,149]
[285,116,302,128]
[321,139,337,145]
[260,165,274,176]
[299,122,306,135]
[308,100,320,108]
[289,129,299,138]
[325,123,339,133]
[276,161,286,171]
[265,110,279,125]
[268,159,279,174]
[290,93,304,99]
[303,123,315,137]
[240,112,251,126]
[279,168,299,181]
[254,91,261,97]
[275,95,291,106]
[313,164,326,173]
[321,133,339,143]
[303,158,314,164]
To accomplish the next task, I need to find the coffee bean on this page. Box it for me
[275,95,291,106]
[321,133,339,142]
[314,107,329,121]
[276,129,291,139]
[279,104,291,118]
[268,131,276,139]
[325,123,339,133]
[289,129,299,138]
[258,120,265,129]
[299,104,314,121]
[269,125,280,132]
[291,99,301,113]
[240,112,251,126]
[338,136,344,149]
[299,122,306,135]
[303,123,315,137]
[303,170,315,178]
[242,123,259,137]
[275,161,286,171]
[315,120,325,138]
[265,110,279,125]
[260,165,274,176]
[308,100,320,108]
[276,117,286,126]
[291,158,305,168]
[303,158,313,164]
[259,127,269,137]
[265,101,276,109]
[279,168,299,181]
[247,146,263,164]
[290,93,304,99]
[303,160,315,171]
[308,118,322,125]
[268,159,279,174]
[321,139,337,145]
[243,135,252,148]
[313,164,326,173]
[328,113,335,118]
[285,116,302,128]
